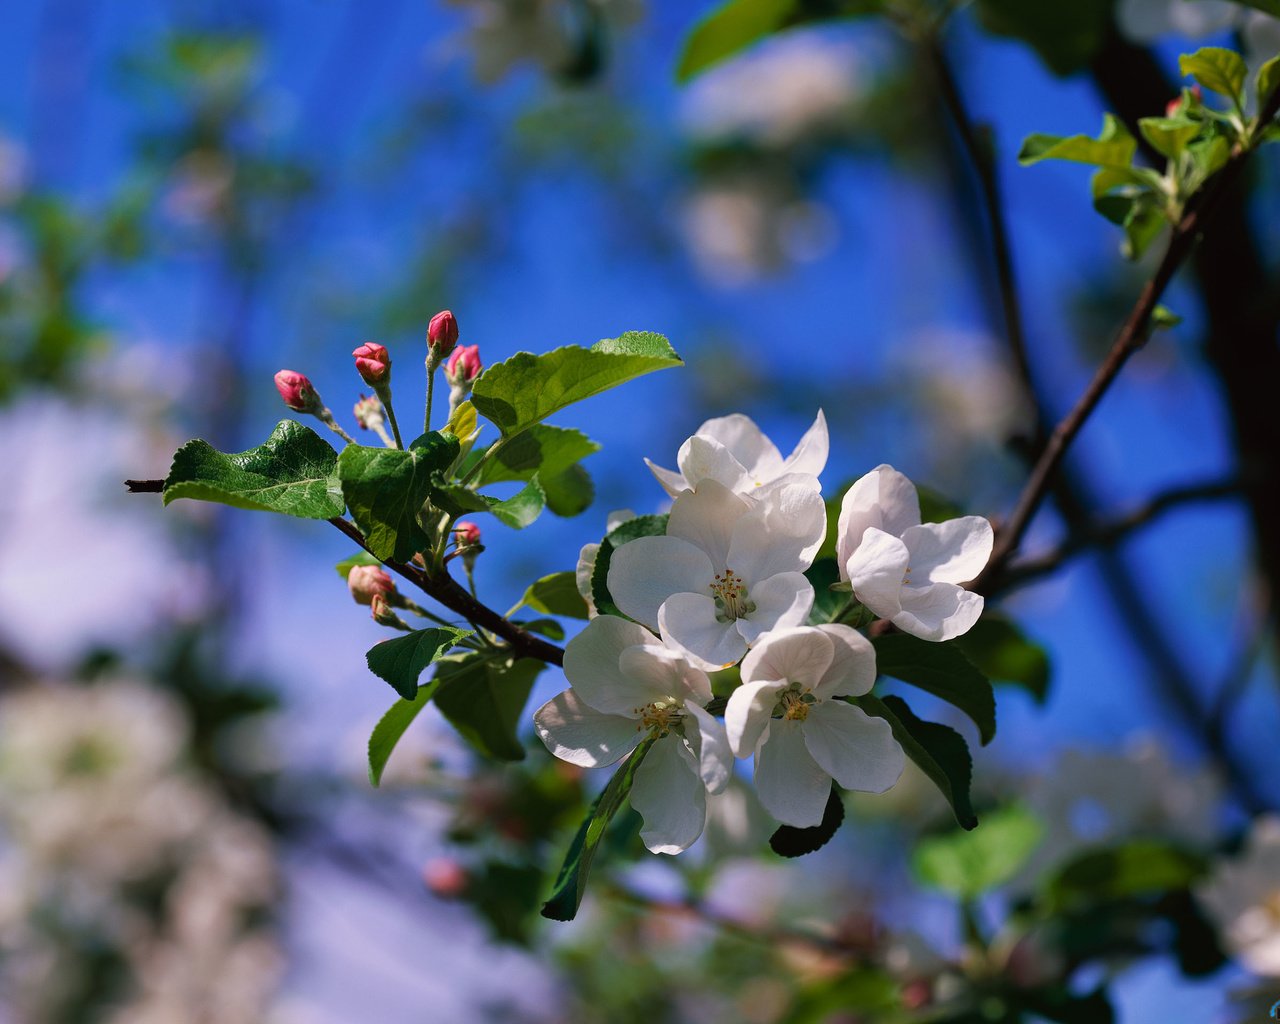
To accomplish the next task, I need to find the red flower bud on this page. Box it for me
[274,370,319,412]
[353,342,391,387]
[370,592,406,628]
[455,521,481,547]
[349,564,395,606]
[428,309,459,355]
[445,344,482,385]
[422,857,469,899]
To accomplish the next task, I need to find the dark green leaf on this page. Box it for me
[434,654,543,762]
[541,738,656,921]
[1257,53,1280,108]
[163,420,343,519]
[338,432,460,562]
[368,685,435,786]
[517,618,566,641]
[858,695,976,829]
[769,784,845,857]
[589,514,670,619]
[677,0,796,82]
[804,557,845,625]
[512,571,590,619]
[872,633,996,745]
[1179,47,1247,106]
[976,0,1111,76]
[1043,840,1208,913]
[366,626,473,700]
[912,803,1043,897]
[953,613,1051,703]
[1018,114,1137,168]
[470,425,600,486]
[335,551,382,579]
[543,463,595,517]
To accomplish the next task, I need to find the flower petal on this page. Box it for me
[617,644,713,707]
[836,464,920,575]
[803,700,905,793]
[644,458,688,498]
[781,408,828,480]
[814,623,878,698]
[738,572,814,645]
[724,678,787,758]
[845,527,909,620]
[697,413,783,479]
[658,592,747,670]
[739,626,834,690]
[684,702,734,794]
[676,435,751,493]
[753,720,833,828]
[667,479,752,570]
[895,582,984,642]
[533,690,643,768]
[631,735,707,854]
[563,615,664,714]
[608,535,714,628]
[728,483,826,580]
[575,542,600,618]
[901,517,994,585]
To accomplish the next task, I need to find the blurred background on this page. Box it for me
[1,0,1278,1020]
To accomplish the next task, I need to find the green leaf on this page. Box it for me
[335,551,382,579]
[541,738,656,921]
[676,0,796,82]
[365,626,473,700]
[804,557,845,625]
[913,803,1044,898]
[589,514,670,620]
[542,463,595,518]
[368,685,435,786]
[338,432,460,562]
[769,784,845,857]
[1257,53,1280,109]
[1186,134,1231,186]
[975,0,1111,76]
[952,613,1051,703]
[433,654,543,761]
[1018,114,1137,169]
[1150,305,1184,330]
[470,332,682,439]
[1042,840,1208,913]
[471,425,600,486]
[487,477,547,529]
[1138,116,1202,159]
[162,420,344,519]
[1179,47,1247,107]
[872,633,996,745]
[858,694,977,830]
[512,571,590,619]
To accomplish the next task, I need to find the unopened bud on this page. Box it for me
[1166,85,1202,118]
[353,342,391,387]
[370,593,408,628]
[350,564,395,606]
[422,857,469,899]
[428,309,459,357]
[353,394,385,431]
[445,344,482,386]
[455,521,481,548]
[274,370,320,413]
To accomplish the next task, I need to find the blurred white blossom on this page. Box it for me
[1199,815,1280,977]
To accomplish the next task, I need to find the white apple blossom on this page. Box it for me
[725,625,905,827]
[1198,815,1280,977]
[836,464,992,642]
[608,479,825,670]
[646,410,828,499]
[533,616,732,854]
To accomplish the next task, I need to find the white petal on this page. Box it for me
[697,413,783,479]
[813,624,878,698]
[630,735,707,854]
[895,582,984,642]
[845,527,909,620]
[608,535,713,628]
[738,626,833,690]
[644,458,688,499]
[723,678,786,758]
[533,690,643,768]
[836,464,920,574]
[753,720,833,828]
[563,615,664,714]
[658,592,748,670]
[675,435,751,493]
[575,542,600,618]
[803,701,905,793]
[781,408,828,480]
[684,702,734,793]
[667,479,752,569]
[728,483,826,580]
[617,644,713,707]
[901,517,994,585]
[738,572,814,645]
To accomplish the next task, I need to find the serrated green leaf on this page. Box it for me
[1179,47,1247,107]
[365,626,472,700]
[1042,840,1208,913]
[470,332,681,439]
[162,420,344,519]
[1258,54,1280,109]
[542,737,655,921]
[433,654,543,761]
[872,634,996,745]
[335,551,382,579]
[1138,116,1202,159]
[769,784,845,857]
[368,685,435,786]
[1018,114,1137,169]
[913,803,1044,898]
[858,694,976,829]
[471,425,600,486]
[589,514,670,620]
[487,476,546,529]
[338,432,460,562]
[512,571,590,619]
[952,613,1051,703]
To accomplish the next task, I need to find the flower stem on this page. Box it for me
[377,385,404,449]
[317,408,357,446]
[424,364,437,435]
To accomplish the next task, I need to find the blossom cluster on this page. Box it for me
[535,412,994,853]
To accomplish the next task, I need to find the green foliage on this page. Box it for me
[859,694,977,829]
[589,514,671,619]
[1179,47,1247,109]
[367,685,434,786]
[470,332,682,439]
[365,626,473,700]
[468,425,600,519]
[162,420,344,519]
[913,803,1043,898]
[1258,54,1280,109]
[542,738,655,922]
[804,557,845,625]
[337,431,460,562]
[975,0,1112,76]
[1138,116,1202,160]
[952,613,1051,704]
[780,968,900,1023]
[334,551,382,578]
[872,633,996,744]
[432,476,548,529]
[677,0,795,82]
[769,784,845,857]
[433,654,544,762]
[511,572,590,620]
[1018,114,1138,171]
[1042,840,1208,913]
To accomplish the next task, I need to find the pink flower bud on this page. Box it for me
[428,309,459,355]
[353,394,384,431]
[455,521,481,548]
[370,592,404,627]
[353,342,391,386]
[422,857,469,899]
[274,370,319,412]
[349,564,395,606]
[445,344,482,386]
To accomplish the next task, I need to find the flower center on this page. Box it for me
[634,700,683,737]
[776,684,817,722]
[710,568,756,622]
[902,565,913,585]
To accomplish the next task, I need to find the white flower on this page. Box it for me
[646,410,828,499]
[575,509,636,619]
[725,625,905,827]
[533,616,732,855]
[836,464,992,642]
[1198,815,1280,977]
[608,479,825,669]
